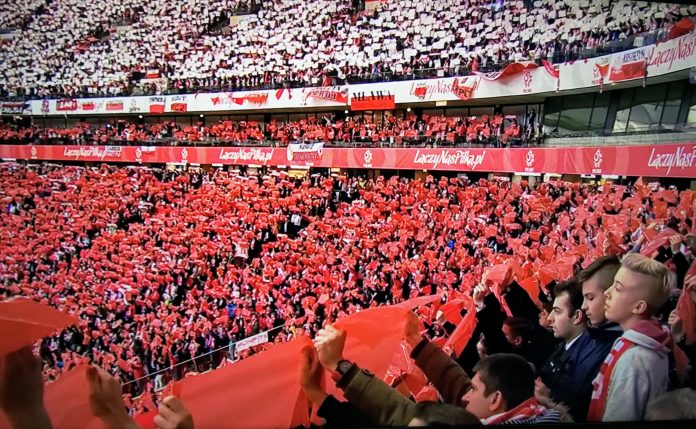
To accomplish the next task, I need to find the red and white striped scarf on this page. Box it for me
[586,337,635,421]
[483,397,549,425]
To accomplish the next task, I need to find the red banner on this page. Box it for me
[2,143,696,178]
[350,95,395,111]
[232,93,269,105]
[609,47,649,82]
[476,61,538,81]
[149,96,165,114]
[304,88,349,104]
[106,101,124,112]
[56,99,78,111]
[170,102,188,112]
[451,77,478,100]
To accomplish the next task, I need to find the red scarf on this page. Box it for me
[484,397,548,425]
[587,337,636,421]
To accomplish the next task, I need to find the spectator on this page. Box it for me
[314,324,569,425]
[538,278,614,422]
[579,255,622,329]
[587,253,679,422]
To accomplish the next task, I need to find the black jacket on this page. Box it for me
[476,293,556,372]
[317,394,373,428]
[539,325,619,422]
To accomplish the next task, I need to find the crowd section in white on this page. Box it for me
[0,0,694,97]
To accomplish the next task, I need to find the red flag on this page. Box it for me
[640,229,681,257]
[0,298,79,356]
[40,366,106,429]
[394,294,441,310]
[485,264,512,286]
[324,306,410,402]
[444,296,477,356]
[439,299,466,325]
[668,17,695,40]
[384,342,428,397]
[176,338,311,429]
[519,277,541,307]
[677,261,696,345]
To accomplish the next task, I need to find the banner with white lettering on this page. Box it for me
[0,102,30,115]
[609,46,650,82]
[647,32,696,77]
[3,143,696,178]
[234,332,269,353]
[286,142,324,165]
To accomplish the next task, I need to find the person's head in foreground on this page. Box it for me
[645,388,696,420]
[604,253,675,331]
[578,255,621,327]
[548,278,586,342]
[462,353,536,420]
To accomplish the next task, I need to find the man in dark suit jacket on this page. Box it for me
[539,278,615,422]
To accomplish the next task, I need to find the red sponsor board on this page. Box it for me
[2,144,696,178]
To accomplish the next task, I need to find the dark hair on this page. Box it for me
[553,277,583,315]
[412,402,478,426]
[576,255,620,291]
[473,354,535,410]
[502,317,534,341]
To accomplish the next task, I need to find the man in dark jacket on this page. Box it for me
[539,278,614,422]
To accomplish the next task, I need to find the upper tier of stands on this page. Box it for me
[1,0,694,99]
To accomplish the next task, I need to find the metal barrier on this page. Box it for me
[121,324,286,394]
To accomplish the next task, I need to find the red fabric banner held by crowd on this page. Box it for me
[0,298,80,356]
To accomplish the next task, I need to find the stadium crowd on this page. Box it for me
[1,1,694,99]
[1,162,696,426]
[0,112,537,147]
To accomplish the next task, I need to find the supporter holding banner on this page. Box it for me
[234,332,270,354]
[609,47,650,83]
[286,142,325,164]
